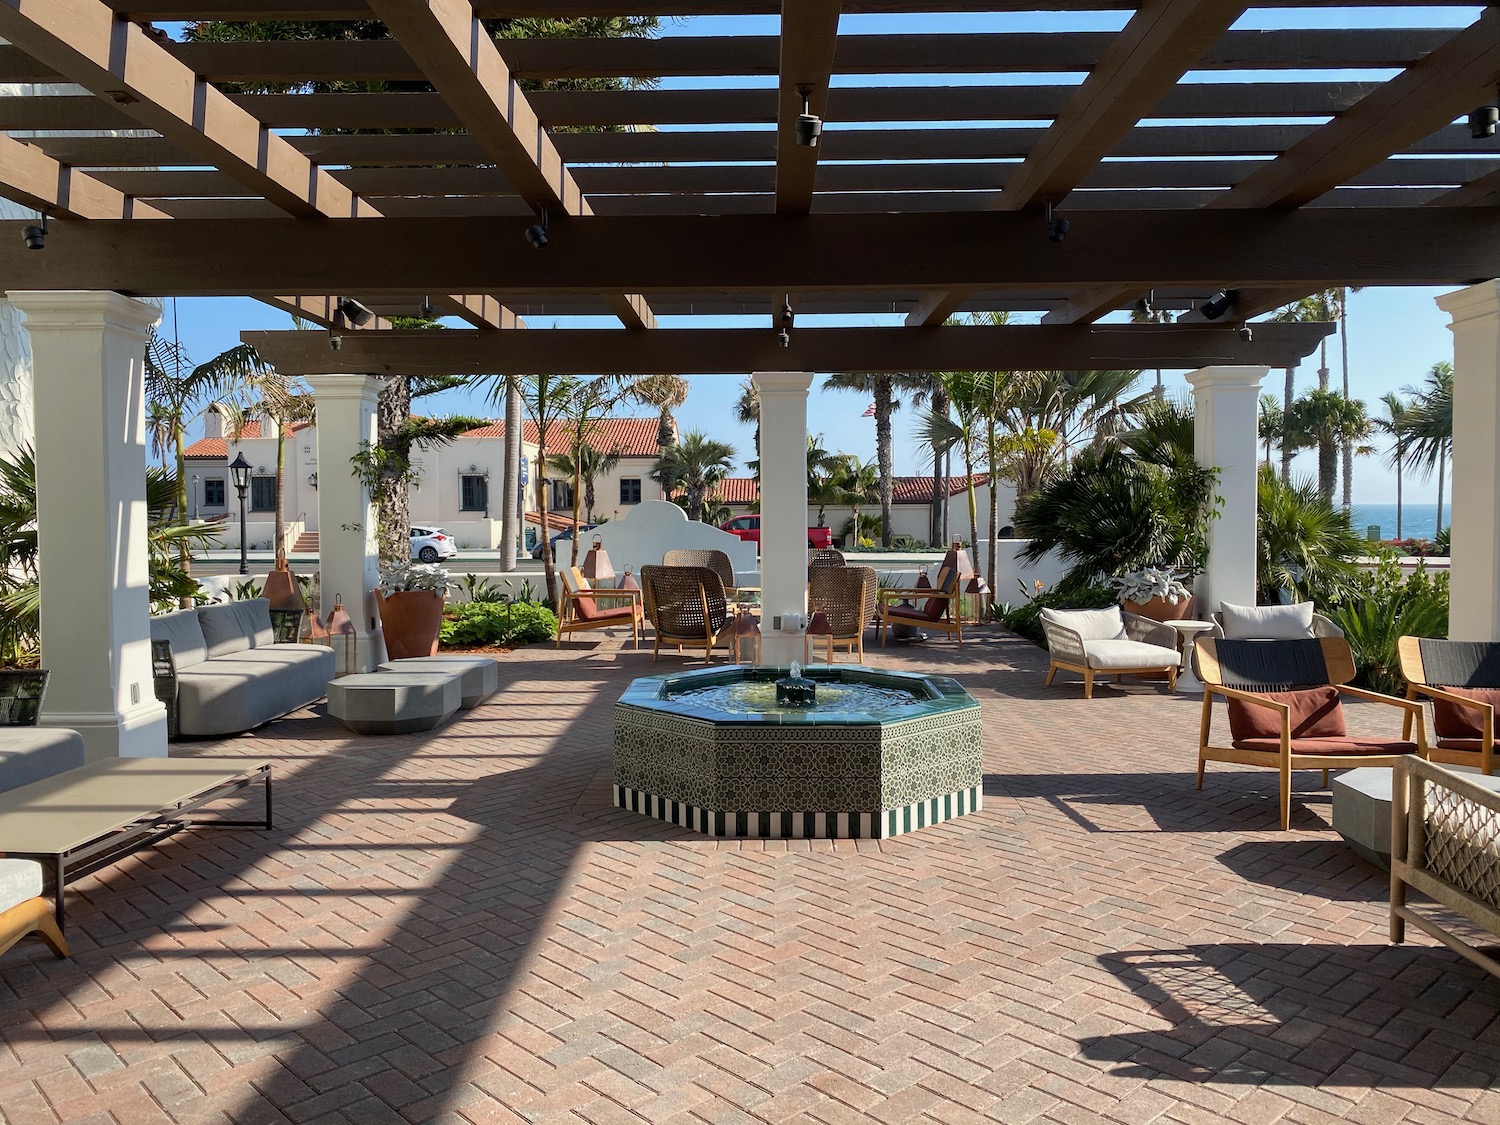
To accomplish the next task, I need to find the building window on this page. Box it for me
[250,476,276,512]
[619,477,642,505]
[203,478,225,507]
[461,474,488,512]
[550,480,574,511]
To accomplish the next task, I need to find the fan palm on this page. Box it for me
[220,368,316,564]
[1258,395,1284,468]
[833,455,881,546]
[652,431,736,523]
[628,373,689,453]
[1403,361,1453,539]
[546,443,621,524]
[823,369,931,547]
[1372,391,1413,539]
[1255,466,1364,603]
[734,379,760,465]
[1270,292,1337,480]
[1285,389,1368,504]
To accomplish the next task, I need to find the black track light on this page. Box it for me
[420,295,434,319]
[21,212,46,251]
[1473,104,1499,140]
[778,328,791,349]
[780,294,795,327]
[795,87,823,148]
[1237,325,1253,343]
[1045,202,1069,243]
[524,208,549,249]
[1135,290,1155,317]
[1199,289,1235,321]
[336,296,374,327]
[328,333,342,352]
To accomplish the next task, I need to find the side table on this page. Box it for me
[1164,619,1216,694]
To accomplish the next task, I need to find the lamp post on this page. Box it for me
[230,452,250,575]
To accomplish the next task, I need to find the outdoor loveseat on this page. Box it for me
[150,598,335,738]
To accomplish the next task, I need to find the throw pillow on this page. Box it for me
[1431,686,1500,740]
[1220,601,1316,640]
[1040,605,1126,641]
[1226,685,1346,741]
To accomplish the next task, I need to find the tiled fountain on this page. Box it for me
[613,664,982,839]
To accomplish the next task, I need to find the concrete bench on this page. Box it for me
[378,656,498,710]
[327,671,462,735]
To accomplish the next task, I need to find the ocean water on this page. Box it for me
[1350,504,1444,543]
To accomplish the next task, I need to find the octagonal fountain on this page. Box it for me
[613,664,982,839]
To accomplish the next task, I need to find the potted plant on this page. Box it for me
[377,561,455,658]
[1109,566,1198,622]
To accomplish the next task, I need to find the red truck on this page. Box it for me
[720,515,834,550]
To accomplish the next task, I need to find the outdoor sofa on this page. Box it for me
[1040,605,1181,698]
[150,598,335,738]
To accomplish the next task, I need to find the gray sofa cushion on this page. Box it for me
[0,727,85,794]
[0,858,43,912]
[198,599,276,657]
[150,608,208,669]
[175,644,335,737]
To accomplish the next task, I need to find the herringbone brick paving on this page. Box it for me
[2,627,1498,1125]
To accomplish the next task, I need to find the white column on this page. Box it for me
[1186,365,1267,613]
[9,291,166,761]
[753,371,814,665]
[307,374,384,673]
[1437,281,1500,640]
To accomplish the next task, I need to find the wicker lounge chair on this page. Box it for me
[662,549,739,595]
[808,548,846,569]
[640,564,735,662]
[1197,636,1426,830]
[1398,636,1500,774]
[807,565,878,663]
[1040,606,1181,698]
[555,565,642,648]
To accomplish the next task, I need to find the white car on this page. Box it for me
[410,525,457,562]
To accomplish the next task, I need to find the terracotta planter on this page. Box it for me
[377,590,444,658]
[1123,594,1198,622]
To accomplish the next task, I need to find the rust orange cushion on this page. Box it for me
[1430,686,1500,740]
[1226,685,1346,742]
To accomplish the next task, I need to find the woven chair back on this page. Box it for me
[809,566,878,640]
[1411,638,1500,688]
[1197,636,1355,692]
[809,548,846,569]
[0,670,48,726]
[641,565,730,639]
[662,549,736,592]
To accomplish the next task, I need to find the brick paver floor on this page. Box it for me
[2,628,1498,1125]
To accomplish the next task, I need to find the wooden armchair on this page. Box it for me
[1197,636,1426,830]
[807,565,878,663]
[878,556,963,645]
[555,566,642,648]
[662,549,740,596]
[1399,636,1500,775]
[640,564,735,662]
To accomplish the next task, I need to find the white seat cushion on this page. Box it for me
[1219,601,1315,640]
[0,857,43,912]
[1084,638,1181,670]
[1041,605,1126,641]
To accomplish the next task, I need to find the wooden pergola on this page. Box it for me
[0,0,1496,368]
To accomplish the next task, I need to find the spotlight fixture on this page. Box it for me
[1135,290,1155,317]
[21,212,46,251]
[1045,202,1069,243]
[794,87,823,148]
[780,294,795,327]
[777,328,791,349]
[1472,104,1499,140]
[328,333,342,352]
[1237,325,1253,343]
[336,296,374,327]
[524,208,549,249]
[1198,289,1235,321]
[420,295,434,319]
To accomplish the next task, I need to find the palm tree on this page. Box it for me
[1373,391,1413,539]
[1404,360,1454,539]
[1258,395,1284,468]
[652,431,735,523]
[734,379,760,466]
[916,373,984,553]
[546,443,621,524]
[823,369,931,547]
[833,455,881,546]
[221,369,317,563]
[629,373,689,455]
[1335,286,1363,509]
[1271,292,1337,481]
[1256,466,1364,603]
[1286,389,1368,504]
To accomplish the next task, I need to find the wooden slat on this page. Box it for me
[1039,287,1142,325]
[0,0,364,220]
[255,296,392,331]
[430,294,526,330]
[600,293,657,330]
[0,135,168,220]
[776,1,842,214]
[1216,11,1500,208]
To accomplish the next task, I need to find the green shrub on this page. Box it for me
[1328,552,1448,694]
[994,582,1117,647]
[440,601,556,648]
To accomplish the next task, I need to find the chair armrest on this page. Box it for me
[1338,684,1425,713]
[151,639,180,741]
[1312,613,1344,638]
[1205,684,1292,716]
[881,586,942,600]
[1409,684,1496,714]
[1122,612,1178,650]
[1040,619,1087,663]
[582,588,641,603]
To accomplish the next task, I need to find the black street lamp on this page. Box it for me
[230,452,251,575]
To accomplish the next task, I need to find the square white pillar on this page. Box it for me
[1186,366,1267,614]
[1437,282,1500,640]
[307,374,384,673]
[753,371,814,665]
[9,290,167,760]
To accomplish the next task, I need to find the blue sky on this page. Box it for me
[160,8,1483,504]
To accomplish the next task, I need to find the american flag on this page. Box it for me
[861,403,876,417]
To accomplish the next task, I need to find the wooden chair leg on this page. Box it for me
[1045,664,1057,687]
[1167,666,1178,692]
[1195,755,1206,790]
[1279,766,1293,830]
[1083,669,1094,700]
[1322,768,1330,788]
[33,909,68,958]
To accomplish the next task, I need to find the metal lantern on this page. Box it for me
[963,574,990,626]
[804,609,833,666]
[324,593,357,676]
[262,555,307,613]
[581,534,615,584]
[298,604,329,645]
[731,608,761,665]
[617,565,640,593]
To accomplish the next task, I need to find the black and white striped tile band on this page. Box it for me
[612,785,983,839]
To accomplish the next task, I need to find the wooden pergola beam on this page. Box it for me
[0,136,167,221]
[241,322,1332,377]
[430,294,528,331]
[775,1,842,215]
[1216,10,1500,209]
[8,209,1498,295]
[1039,287,1143,326]
[255,296,393,331]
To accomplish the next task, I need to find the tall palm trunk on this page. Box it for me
[928,384,950,546]
[874,375,894,548]
[1317,436,1337,503]
[500,376,520,571]
[570,458,584,567]
[963,438,979,555]
[1339,292,1353,509]
[1436,450,1446,539]
[986,415,999,596]
[1280,366,1295,482]
[274,424,286,559]
[1394,445,1403,540]
[174,423,194,607]
[537,438,555,599]
[377,376,412,563]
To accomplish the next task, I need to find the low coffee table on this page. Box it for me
[1333,764,1500,868]
[378,656,498,709]
[327,671,462,735]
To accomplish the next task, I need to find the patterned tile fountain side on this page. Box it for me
[613,666,982,839]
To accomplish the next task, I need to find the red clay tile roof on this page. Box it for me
[707,474,990,507]
[183,420,312,459]
[460,417,665,458]
[525,510,576,532]
[713,478,761,505]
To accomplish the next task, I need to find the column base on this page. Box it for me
[42,701,168,762]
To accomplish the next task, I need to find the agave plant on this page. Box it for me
[1109,566,1192,606]
[1330,553,1448,694]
